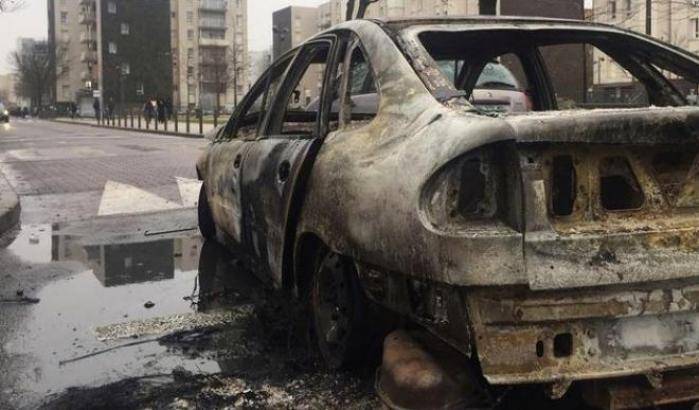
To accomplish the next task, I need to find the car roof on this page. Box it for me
[375,15,586,25]
[371,15,636,34]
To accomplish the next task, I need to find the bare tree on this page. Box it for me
[199,43,246,114]
[0,0,25,13]
[10,42,66,109]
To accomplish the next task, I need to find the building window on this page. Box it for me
[107,1,116,14]
[608,0,617,19]
[60,11,68,24]
[692,18,699,39]
[187,29,194,40]
[187,11,194,23]
[120,23,129,35]
[108,41,117,54]
[121,63,130,75]
[624,0,632,17]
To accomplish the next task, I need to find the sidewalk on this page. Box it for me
[52,117,218,138]
[0,171,21,240]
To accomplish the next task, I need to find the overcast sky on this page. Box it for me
[0,0,593,75]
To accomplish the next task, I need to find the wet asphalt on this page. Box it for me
[0,121,376,409]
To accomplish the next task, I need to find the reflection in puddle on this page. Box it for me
[7,224,52,263]
[2,221,269,407]
[52,234,202,287]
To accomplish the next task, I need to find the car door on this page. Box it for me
[207,55,294,244]
[241,36,341,286]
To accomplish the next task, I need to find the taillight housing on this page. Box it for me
[420,142,521,232]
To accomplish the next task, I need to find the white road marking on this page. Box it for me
[176,177,202,208]
[98,181,182,216]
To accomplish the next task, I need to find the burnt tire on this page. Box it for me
[311,250,369,369]
[198,184,216,240]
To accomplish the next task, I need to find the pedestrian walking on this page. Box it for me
[157,99,166,124]
[107,98,115,121]
[143,99,154,127]
[93,99,100,123]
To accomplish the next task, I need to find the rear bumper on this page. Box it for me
[465,279,699,385]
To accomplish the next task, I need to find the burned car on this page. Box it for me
[197,16,699,407]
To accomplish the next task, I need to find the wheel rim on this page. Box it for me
[313,252,353,364]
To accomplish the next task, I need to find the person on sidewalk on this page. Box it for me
[93,99,100,123]
[157,99,166,124]
[143,99,154,127]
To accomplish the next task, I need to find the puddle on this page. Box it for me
[1,221,265,407]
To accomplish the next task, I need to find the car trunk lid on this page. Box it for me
[505,107,699,290]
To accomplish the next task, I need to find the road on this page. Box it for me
[0,120,376,409]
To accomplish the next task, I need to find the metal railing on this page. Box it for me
[91,108,225,137]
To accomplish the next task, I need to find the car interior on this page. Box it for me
[417,29,699,111]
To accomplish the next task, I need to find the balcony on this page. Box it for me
[80,51,96,63]
[199,37,228,47]
[79,32,95,44]
[78,12,96,24]
[199,0,227,12]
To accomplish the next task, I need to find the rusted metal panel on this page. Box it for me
[583,369,699,409]
[466,282,699,387]
[521,144,699,290]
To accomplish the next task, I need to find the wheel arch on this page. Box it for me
[291,231,328,296]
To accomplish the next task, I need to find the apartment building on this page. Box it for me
[171,0,249,112]
[317,0,480,31]
[47,0,85,110]
[591,0,699,100]
[0,74,17,105]
[48,0,173,116]
[49,0,247,115]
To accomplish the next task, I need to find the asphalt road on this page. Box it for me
[0,120,376,409]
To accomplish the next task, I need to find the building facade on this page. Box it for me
[591,0,699,100]
[48,0,173,116]
[0,74,17,105]
[49,0,247,116]
[171,0,249,112]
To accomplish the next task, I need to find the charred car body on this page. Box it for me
[197,16,699,406]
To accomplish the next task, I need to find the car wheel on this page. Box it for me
[198,184,216,240]
[311,250,369,369]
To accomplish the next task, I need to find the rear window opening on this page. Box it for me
[415,29,699,113]
[599,157,644,211]
[551,155,576,216]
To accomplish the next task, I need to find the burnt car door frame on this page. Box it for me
[239,33,344,287]
[206,54,296,246]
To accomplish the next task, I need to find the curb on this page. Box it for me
[51,119,206,139]
[0,171,21,238]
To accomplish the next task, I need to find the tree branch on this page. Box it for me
[0,0,25,13]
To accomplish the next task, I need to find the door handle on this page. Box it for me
[234,154,242,169]
[278,160,291,183]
